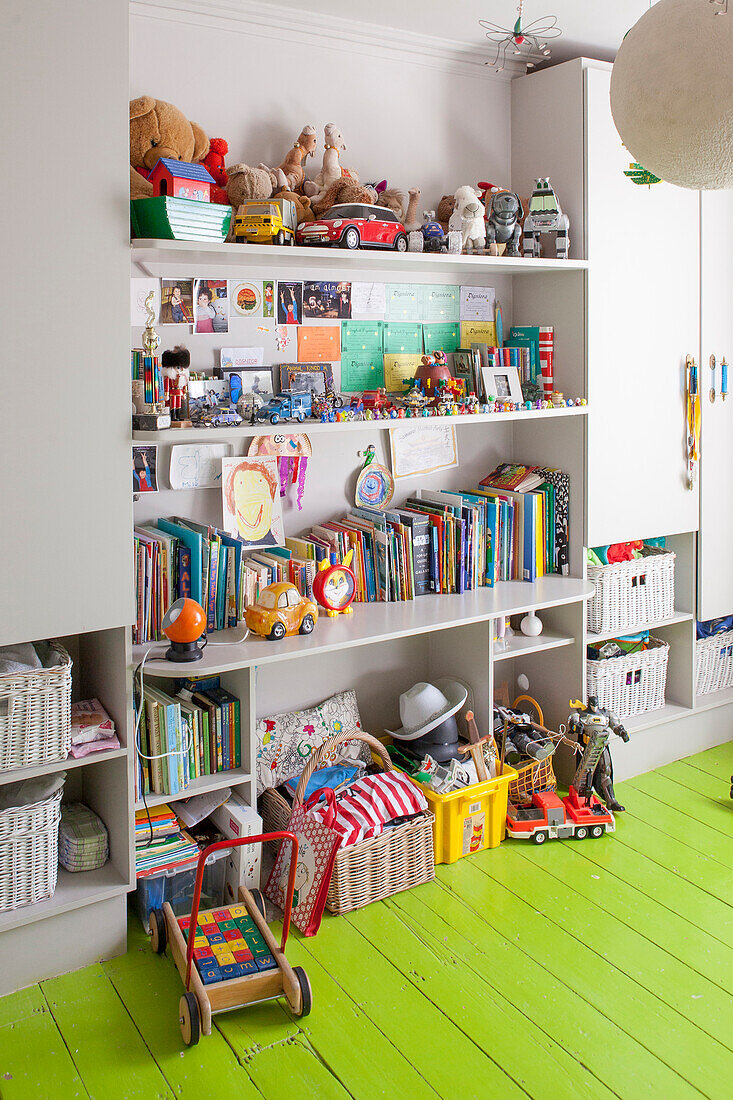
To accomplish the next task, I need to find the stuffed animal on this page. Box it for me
[129,96,210,200]
[304,124,359,205]
[201,138,229,204]
[452,186,486,252]
[224,163,276,239]
[436,194,457,234]
[261,125,317,193]
[311,177,374,218]
[378,187,407,220]
[403,187,422,232]
[274,188,315,224]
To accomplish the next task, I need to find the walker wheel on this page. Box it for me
[250,888,267,918]
[149,909,167,954]
[179,991,200,1046]
[293,966,312,1017]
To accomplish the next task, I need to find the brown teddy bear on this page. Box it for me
[274,189,315,224]
[311,177,374,217]
[437,194,457,234]
[130,96,210,200]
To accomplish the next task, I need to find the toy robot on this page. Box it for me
[484,189,524,257]
[523,177,570,260]
[567,697,629,812]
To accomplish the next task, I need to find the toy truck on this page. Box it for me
[233,199,298,246]
[506,788,615,844]
[255,390,312,424]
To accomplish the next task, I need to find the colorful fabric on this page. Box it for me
[310,770,428,849]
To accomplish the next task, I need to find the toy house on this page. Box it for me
[149,158,215,202]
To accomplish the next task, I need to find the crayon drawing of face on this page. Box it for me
[224,458,279,544]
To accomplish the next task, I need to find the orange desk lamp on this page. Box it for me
[162,598,207,662]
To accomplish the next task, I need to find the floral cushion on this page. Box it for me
[255,689,368,794]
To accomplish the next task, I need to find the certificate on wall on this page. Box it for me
[341,320,383,355]
[383,322,422,355]
[421,285,459,321]
[386,284,420,320]
[460,320,497,347]
[383,353,422,393]
[460,286,496,321]
[389,423,459,479]
[297,325,341,362]
[341,353,385,392]
[423,323,460,355]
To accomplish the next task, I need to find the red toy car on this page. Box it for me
[296,204,408,251]
[505,787,615,844]
[359,388,390,411]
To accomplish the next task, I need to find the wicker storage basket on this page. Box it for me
[0,642,72,771]
[586,637,669,720]
[0,789,63,911]
[261,729,435,915]
[587,547,675,635]
[695,630,733,696]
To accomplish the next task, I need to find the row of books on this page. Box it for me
[136,675,242,802]
[134,804,199,878]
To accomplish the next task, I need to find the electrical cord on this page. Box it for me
[132,628,250,846]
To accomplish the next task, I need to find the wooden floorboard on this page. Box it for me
[0,744,730,1100]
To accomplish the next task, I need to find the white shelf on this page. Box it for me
[132,404,588,445]
[0,747,127,788]
[131,238,589,279]
[0,864,130,934]
[624,701,692,734]
[135,576,594,677]
[493,631,576,662]
[695,685,733,713]
[135,768,251,811]
[586,611,694,645]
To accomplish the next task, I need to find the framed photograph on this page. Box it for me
[482,364,523,403]
[236,367,275,397]
[278,361,334,394]
[450,349,477,395]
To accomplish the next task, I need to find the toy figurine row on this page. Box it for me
[129,100,570,258]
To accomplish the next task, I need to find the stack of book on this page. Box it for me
[136,675,242,802]
[134,803,200,878]
[478,462,569,580]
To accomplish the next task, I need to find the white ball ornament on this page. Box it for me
[520,611,543,637]
[610,0,733,190]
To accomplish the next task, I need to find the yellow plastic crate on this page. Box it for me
[407,764,518,865]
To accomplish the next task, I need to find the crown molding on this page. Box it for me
[130,0,544,80]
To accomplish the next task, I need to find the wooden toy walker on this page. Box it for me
[149,831,311,1045]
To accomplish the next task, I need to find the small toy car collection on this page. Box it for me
[256,390,312,425]
[244,581,318,640]
[296,203,408,251]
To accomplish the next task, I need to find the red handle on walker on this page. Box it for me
[184,830,299,990]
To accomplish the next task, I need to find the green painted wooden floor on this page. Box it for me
[1,743,732,1100]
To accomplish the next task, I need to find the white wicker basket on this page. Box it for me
[586,637,669,720]
[587,547,675,636]
[695,630,733,696]
[0,789,63,911]
[0,643,72,771]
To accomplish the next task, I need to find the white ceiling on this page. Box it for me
[257,0,654,64]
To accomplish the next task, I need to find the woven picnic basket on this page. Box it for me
[261,728,435,915]
[586,637,669,719]
[0,642,72,771]
[0,788,63,911]
[586,546,675,635]
[695,629,733,696]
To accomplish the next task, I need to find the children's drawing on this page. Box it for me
[221,456,284,548]
[169,443,233,490]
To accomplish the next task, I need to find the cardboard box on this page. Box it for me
[209,794,262,902]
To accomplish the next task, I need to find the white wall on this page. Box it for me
[130,4,512,212]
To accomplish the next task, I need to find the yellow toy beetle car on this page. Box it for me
[244,581,318,641]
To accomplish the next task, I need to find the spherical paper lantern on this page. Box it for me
[610,0,733,190]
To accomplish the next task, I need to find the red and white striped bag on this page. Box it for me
[309,770,428,849]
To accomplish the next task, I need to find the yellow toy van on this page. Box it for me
[233,199,297,245]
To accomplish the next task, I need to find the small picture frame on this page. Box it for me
[278,361,335,395]
[450,349,477,395]
[222,366,275,398]
[482,364,523,403]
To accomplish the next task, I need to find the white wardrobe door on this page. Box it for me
[585,66,700,548]
[698,190,733,622]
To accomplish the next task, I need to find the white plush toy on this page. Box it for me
[452,185,486,252]
[304,123,358,205]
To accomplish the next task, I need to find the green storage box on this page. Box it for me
[131,196,231,242]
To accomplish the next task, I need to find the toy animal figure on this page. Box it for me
[403,187,422,232]
[304,124,358,205]
[262,125,317,193]
[201,138,230,204]
[484,187,524,256]
[451,186,486,252]
[568,697,629,812]
[523,177,570,259]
